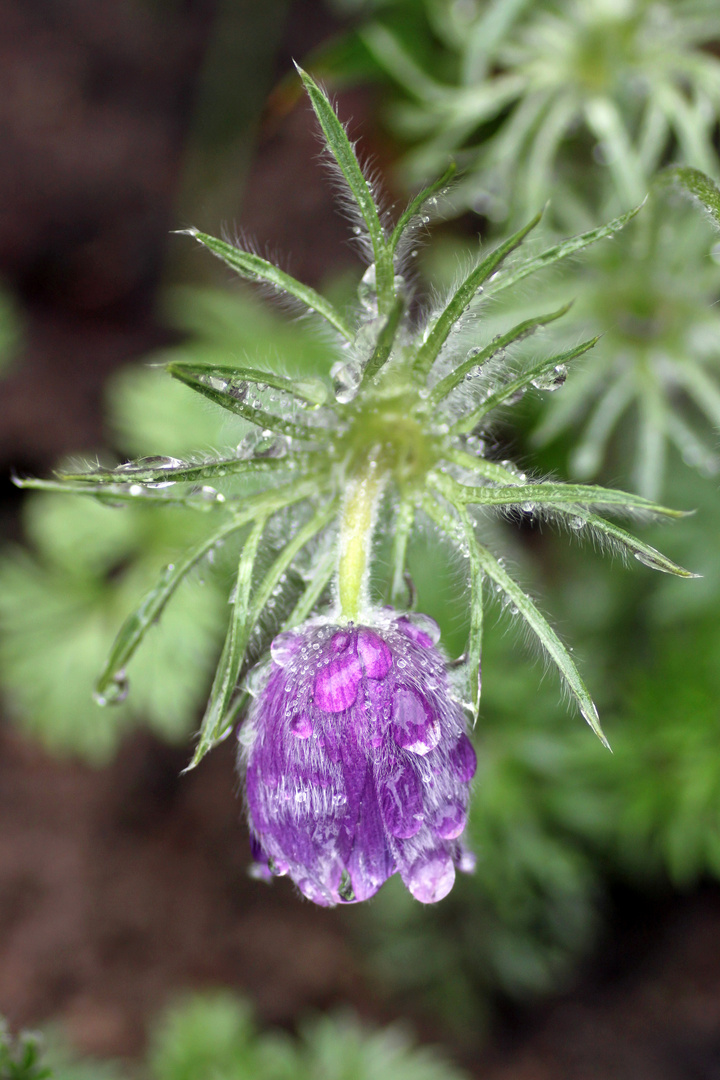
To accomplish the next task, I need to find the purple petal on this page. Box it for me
[390,686,441,755]
[406,851,456,903]
[378,759,424,838]
[345,772,395,900]
[314,652,363,713]
[449,733,477,781]
[357,628,392,679]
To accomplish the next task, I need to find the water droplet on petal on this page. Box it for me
[450,733,477,781]
[357,628,392,679]
[297,878,333,906]
[407,852,456,903]
[271,630,303,668]
[314,652,363,713]
[395,612,441,648]
[390,687,441,755]
[290,713,313,739]
[432,802,467,840]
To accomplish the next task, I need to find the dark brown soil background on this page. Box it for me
[3,2,720,1077]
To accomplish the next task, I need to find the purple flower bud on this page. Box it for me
[239,612,477,906]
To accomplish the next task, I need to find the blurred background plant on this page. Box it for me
[0,995,469,1080]
[328,0,720,222]
[2,0,720,1074]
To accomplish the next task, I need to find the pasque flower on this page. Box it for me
[17,67,701,906]
[242,614,477,905]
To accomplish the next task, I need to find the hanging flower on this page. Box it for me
[241,613,477,905]
[16,67,702,908]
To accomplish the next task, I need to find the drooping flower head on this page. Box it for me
[20,67,699,909]
[241,612,477,906]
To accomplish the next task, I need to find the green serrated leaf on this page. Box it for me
[428,301,573,405]
[167,362,322,441]
[441,446,528,485]
[413,210,543,378]
[295,65,396,315]
[452,336,599,434]
[182,229,354,341]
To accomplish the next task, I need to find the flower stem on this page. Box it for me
[337,460,387,620]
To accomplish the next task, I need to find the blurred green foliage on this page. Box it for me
[0,287,336,762]
[0,288,21,377]
[334,0,720,222]
[0,1021,51,1080]
[1,994,469,1080]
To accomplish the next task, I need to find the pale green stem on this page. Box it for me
[337,462,388,620]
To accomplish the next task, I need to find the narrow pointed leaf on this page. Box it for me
[284,546,337,628]
[658,166,720,229]
[167,361,322,441]
[389,161,457,254]
[13,475,231,510]
[55,452,317,488]
[390,499,415,606]
[440,447,528,485]
[189,516,268,768]
[483,204,642,297]
[576,512,700,578]
[95,479,321,704]
[361,295,405,384]
[188,497,339,766]
[182,228,354,340]
[432,472,686,517]
[428,302,572,405]
[457,509,483,721]
[452,336,599,434]
[413,210,543,378]
[439,502,608,747]
[296,66,395,314]
[94,515,256,704]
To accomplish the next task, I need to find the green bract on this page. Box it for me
[17,69,697,768]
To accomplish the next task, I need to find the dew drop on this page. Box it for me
[94,669,129,707]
